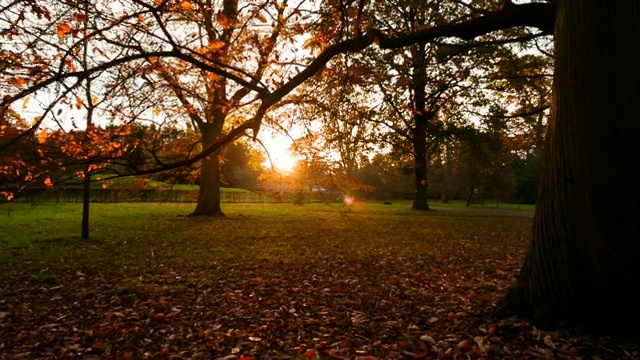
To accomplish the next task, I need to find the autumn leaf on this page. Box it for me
[10,77,26,87]
[208,40,226,52]
[254,12,267,23]
[181,1,193,11]
[31,116,42,126]
[75,96,84,109]
[56,23,73,39]
[37,130,47,143]
[216,12,231,28]
[154,108,162,116]
[74,13,87,22]
[44,177,53,188]
[0,192,14,201]
[292,23,304,35]
[22,96,30,109]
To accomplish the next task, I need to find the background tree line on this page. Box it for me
[1,105,542,205]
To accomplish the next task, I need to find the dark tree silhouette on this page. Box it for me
[499,1,640,332]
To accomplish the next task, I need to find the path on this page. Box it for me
[430,205,534,218]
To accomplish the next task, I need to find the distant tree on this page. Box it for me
[448,127,503,206]
[353,153,414,201]
[219,141,264,191]
[511,152,539,204]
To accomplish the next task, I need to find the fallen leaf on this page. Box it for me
[303,349,316,358]
[419,334,436,344]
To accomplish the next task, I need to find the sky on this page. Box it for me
[257,128,299,172]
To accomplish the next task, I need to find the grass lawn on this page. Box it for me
[0,202,634,359]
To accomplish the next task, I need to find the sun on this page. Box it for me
[270,152,298,172]
[260,135,299,172]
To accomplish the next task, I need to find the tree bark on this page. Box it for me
[80,3,93,240]
[191,123,225,216]
[412,140,430,210]
[465,184,474,208]
[439,152,451,203]
[410,38,430,211]
[81,165,90,239]
[500,1,640,332]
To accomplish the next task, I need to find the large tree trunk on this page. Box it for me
[411,39,430,211]
[500,1,640,332]
[412,141,430,210]
[191,123,225,217]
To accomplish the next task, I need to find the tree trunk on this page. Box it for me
[191,123,225,216]
[80,5,92,240]
[440,188,449,204]
[500,1,640,332]
[81,166,90,239]
[411,39,430,211]
[465,184,474,208]
[412,148,429,210]
[412,139,430,210]
[439,154,449,203]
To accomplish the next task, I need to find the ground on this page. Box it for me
[0,202,638,359]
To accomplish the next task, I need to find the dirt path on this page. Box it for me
[430,205,534,218]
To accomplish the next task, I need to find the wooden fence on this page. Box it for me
[3,188,339,204]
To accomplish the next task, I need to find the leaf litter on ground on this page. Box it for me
[0,203,638,359]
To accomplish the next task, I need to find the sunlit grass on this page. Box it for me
[0,202,532,275]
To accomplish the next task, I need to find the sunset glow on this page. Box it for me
[260,135,299,172]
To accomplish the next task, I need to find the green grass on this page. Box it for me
[0,203,192,269]
[0,201,532,273]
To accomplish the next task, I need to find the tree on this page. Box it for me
[304,0,548,211]
[451,127,504,206]
[353,153,414,201]
[511,152,539,204]
[219,141,264,191]
[79,0,98,239]
[499,1,640,332]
